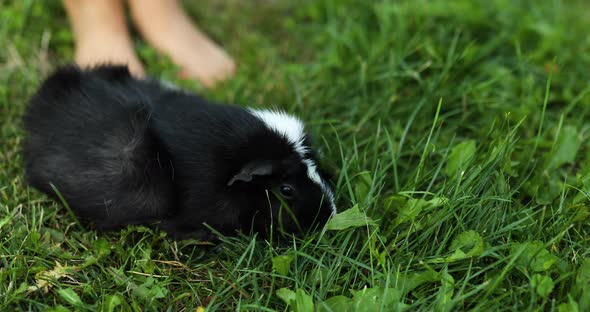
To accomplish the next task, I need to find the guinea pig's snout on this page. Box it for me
[315,201,334,227]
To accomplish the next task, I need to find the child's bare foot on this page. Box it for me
[63,0,145,77]
[128,0,235,87]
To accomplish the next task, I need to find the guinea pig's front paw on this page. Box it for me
[156,218,217,242]
[171,230,218,242]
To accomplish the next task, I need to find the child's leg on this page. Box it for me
[63,0,144,77]
[128,0,235,87]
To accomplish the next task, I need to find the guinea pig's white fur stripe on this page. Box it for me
[249,108,337,215]
[303,159,337,215]
[248,109,309,156]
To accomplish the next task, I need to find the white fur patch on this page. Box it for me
[248,109,309,156]
[154,78,180,90]
[249,109,337,214]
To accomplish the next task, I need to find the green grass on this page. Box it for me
[1,0,590,310]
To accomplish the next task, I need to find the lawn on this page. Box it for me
[1,0,590,310]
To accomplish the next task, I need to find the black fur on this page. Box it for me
[22,65,334,239]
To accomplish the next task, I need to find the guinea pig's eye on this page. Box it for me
[279,184,295,199]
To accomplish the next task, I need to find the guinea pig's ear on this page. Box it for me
[227,161,273,186]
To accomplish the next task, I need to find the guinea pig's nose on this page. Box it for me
[317,204,333,224]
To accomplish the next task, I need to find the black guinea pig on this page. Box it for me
[22,65,336,239]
